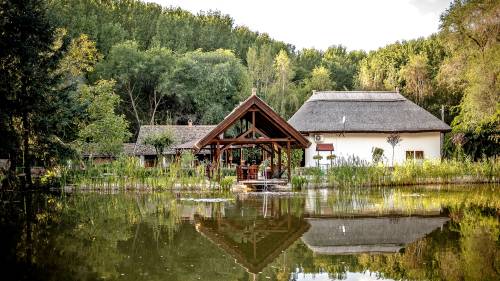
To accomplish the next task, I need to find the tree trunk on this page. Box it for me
[22,112,32,188]
[127,82,141,129]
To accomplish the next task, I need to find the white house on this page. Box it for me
[288,91,451,167]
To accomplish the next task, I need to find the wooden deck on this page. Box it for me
[238,178,289,188]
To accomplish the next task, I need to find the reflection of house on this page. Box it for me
[134,122,215,167]
[194,197,309,274]
[301,216,449,254]
[288,91,451,167]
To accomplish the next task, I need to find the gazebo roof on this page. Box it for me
[194,94,311,150]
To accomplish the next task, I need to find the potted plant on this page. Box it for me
[326,154,336,168]
[313,154,323,168]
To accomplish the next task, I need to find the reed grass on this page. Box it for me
[55,156,217,190]
[299,157,499,188]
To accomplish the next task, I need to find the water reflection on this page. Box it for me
[302,217,449,255]
[0,185,498,281]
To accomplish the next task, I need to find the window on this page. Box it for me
[406,150,424,161]
[415,151,424,159]
[406,151,415,160]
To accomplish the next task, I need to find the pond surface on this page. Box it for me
[0,185,499,281]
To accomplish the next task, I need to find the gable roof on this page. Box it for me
[135,125,216,155]
[288,91,451,133]
[195,94,311,149]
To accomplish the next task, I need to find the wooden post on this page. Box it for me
[216,140,221,181]
[278,147,282,177]
[252,110,256,139]
[287,141,291,183]
[270,144,275,175]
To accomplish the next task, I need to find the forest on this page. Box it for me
[0,0,498,184]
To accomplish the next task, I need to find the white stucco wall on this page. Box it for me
[304,132,442,167]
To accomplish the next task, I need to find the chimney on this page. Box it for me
[251,87,257,96]
[188,119,193,127]
[312,90,317,95]
[395,87,400,93]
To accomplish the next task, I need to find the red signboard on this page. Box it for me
[316,143,334,151]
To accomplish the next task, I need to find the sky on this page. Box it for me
[146,0,452,52]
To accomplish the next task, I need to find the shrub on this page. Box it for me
[220,176,236,189]
[291,176,307,190]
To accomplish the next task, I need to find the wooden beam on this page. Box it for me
[252,110,256,139]
[258,144,272,154]
[287,141,291,183]
[210,138,291,144]
[220,143,234,152]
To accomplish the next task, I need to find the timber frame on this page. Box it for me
[194,93,310,182]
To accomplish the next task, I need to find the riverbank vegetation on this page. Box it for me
[43,156,220,190]
[0,0,498,187]
[294,157,500,189]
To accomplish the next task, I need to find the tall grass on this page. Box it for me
[56,156,214,190]
[299,157,499,188]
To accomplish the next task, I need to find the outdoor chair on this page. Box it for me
[236,165,244,181]
[248,165,259,180]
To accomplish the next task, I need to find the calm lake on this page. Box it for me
[1,185,499,281]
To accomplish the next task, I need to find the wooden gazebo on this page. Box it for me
[194,91,310,183]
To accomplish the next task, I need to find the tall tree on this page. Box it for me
[268,50,298,118]
[0,0,64,186]
[171,49,250,124]
[246,44,274,99]
[322,45,366,90]
[77,80,131,157]
[439,0,499,158]
[94,41,176,130]
[399,53,433,105]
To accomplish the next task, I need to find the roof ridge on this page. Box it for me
[314,90,398,93]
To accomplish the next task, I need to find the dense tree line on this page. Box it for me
[358,0,499,158]
[0,0,498,186]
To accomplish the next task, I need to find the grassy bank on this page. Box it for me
[42,157,226,190]
[295,158,500,188]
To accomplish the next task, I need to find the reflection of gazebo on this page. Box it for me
[193,198,310,274]
[301,216,449,254]
[194,90,310,183]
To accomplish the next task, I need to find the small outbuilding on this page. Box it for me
[134,122,216,167]
[288,91,451,167]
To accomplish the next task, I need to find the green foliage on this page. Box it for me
[440,0,500,158]
[0,0,71,184]
[291,175,307,190]
[371,147,384,163]
[321,45,366,90]
[143,130,174,163]
[219,176,235,189]
[179,151,195,168]
[61,157,210,190]
[278,149,303,169]
[171,49,250,124]
[94,41,176,128]
[78,80,131,157]
[322,158,500,188]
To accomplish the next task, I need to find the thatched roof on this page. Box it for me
[122,143,136,156]
[82,143,138,158]
[135,125,216,155]
[288,91,451,133]
[301,216,449,254]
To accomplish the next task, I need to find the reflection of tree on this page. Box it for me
[0,187,498,281]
